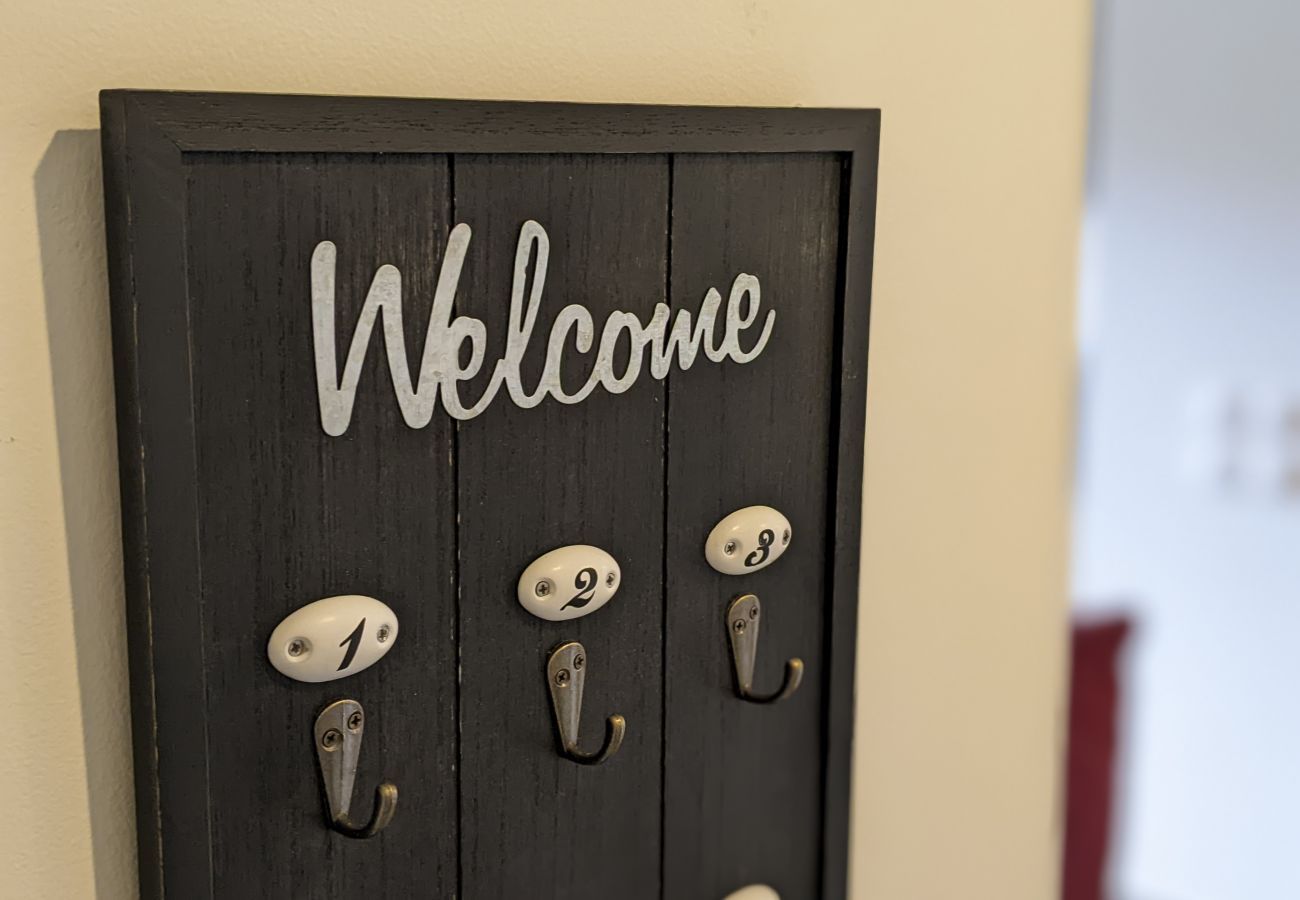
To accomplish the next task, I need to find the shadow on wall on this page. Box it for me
[35,129,138,900]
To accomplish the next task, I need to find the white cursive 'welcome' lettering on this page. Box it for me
[312,220,775,435]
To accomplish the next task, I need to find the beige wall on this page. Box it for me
[0,2,1088,897]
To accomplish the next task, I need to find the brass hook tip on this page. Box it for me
[331,781,398,839]
[565,713,626,766]
[780,658,805,700]
[741,657,804,704]
[603,714,627,756]
[371,782,399,832]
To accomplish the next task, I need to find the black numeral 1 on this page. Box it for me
[338,617,366,671]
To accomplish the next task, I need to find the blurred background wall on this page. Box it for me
[1,1,1089,896]
[1073,1,1300,897]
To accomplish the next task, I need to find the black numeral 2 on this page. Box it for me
[564,568,599,610]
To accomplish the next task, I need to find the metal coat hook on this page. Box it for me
[314,699,398,839]
[726,594,804,704]
[546,641,626,766]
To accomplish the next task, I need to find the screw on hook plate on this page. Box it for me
[725,595,803,705]
[313,699,397,839]
[546,641,624,766]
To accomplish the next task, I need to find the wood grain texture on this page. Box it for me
[186,153,458,897]
[453,154,668,900]
[662,154,843,900]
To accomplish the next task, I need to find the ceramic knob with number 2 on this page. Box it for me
[517,545,620,621]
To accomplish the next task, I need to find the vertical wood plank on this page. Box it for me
[663,153,843,900]
[185,153,459,897]
[453,154,668,900]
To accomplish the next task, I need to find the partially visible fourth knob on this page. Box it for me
[723,886,780,900]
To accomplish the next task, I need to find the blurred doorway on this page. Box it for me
[1068,1,1300,898]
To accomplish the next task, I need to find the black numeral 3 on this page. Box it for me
[745,529,775,567]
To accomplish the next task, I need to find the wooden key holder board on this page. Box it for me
[101,90,879,900]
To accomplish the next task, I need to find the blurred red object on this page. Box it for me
[1062,617,1130,900]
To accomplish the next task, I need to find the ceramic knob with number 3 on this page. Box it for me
[267,594,398,683]
[517,545,620,621]
[704,505,792,575]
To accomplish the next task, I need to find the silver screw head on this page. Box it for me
[376,624,391,643]
[605,571,616,588]
[321,728,343,750]
[733,618,747,633]
[723,540,738,556]
[555,668,571,686]
[287,638,308,658]
[573,654,585,671]
[535,580,552,597]
[782,529,791,545]
[347,711,363,732]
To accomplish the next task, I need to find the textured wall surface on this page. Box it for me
[0,2,1088,897]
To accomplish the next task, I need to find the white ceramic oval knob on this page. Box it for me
[705,505,792,575]
[267,595,398,683]
[517,545,620,621]
[723,886,780,900]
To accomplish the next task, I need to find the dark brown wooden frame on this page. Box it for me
[100,90,879,899]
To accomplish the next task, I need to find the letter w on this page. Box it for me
[311,241,420,436]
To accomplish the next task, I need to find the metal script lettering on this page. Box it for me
[312,220,775,435]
